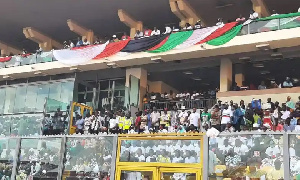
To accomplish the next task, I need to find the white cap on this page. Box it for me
[112,35,116,38]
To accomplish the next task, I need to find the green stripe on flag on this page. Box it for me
[207,24,243,46]
[148,30,193,53]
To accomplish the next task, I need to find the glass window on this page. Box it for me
[208,134,284,179]
[121,170,154,180]
[0,88,6,114]
[3,87,16,114]
[64,137,114,179]
[0,138,18,179]
[10,114,43,136]
[161,172,196,180]
[120,139,201,163]
[48,82,62,102]
[60,81,74,110]
[16,138,62,179]
[36,84,50,112]
[25,84,38,112]
[0,116,11,136]
[13,85,27,113]
[289,134,300,179]
[279,17,300,30]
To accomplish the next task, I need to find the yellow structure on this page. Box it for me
[69,102,93,134]
[219,58,232,92]
[23,27,63,51]
[118,9,143,38]
[116,133,204,180]
[67,19,97,44]
[169,0,205,27]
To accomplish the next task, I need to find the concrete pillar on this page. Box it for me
[67,19,99,44]
[251,0,270,18]
[235,64,245,87]
[0,41,22,56]
[169,0,206,27]
[126,68,147,110]
[23,27,63,51]
[118,9,143,38]
[220,58,232,92]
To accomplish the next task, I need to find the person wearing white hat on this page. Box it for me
[112,35,119,42]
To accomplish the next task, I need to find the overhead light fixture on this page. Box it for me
[34,71,47,76]
[239,57,250,61]
[106,62,118,68]
[260,70,270,74]
[2,75,11,79]
[70,67,82,71]
[183,71,193,75]
[256,44,271,51]
[253,63,264,68]
[151,57,165,63]
[271,53,283,58]
[193,78,202,81]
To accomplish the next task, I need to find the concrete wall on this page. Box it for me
[148,81,179,94]
[217,87,300,104]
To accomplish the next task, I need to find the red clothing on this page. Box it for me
[144,29,152,37]
[275,124,283,131]
[263,117,273,130]
[135,116,141,127]
[121,35,131,40]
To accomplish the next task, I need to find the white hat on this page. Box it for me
[181,106,186,110]
[112,35,116,38]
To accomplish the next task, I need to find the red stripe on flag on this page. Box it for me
[196,22,238,44]
[93,40,130,59]
[0,56,12,62]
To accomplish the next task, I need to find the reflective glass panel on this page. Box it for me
[121,170,153,180]
[0,115,11,136]
[36,84,50,112]
[48,82,62,102]
[25,84,39,112]
[3,87,16,114]
[10,114,43,136]
[60,81,74,110]
[63,137,114,179]
[161,172,196,180]
[13,85,27,113]
[208,134,284,179]
[120,139,201,163]
[279,16,300,30]
[289,134,300,179]
[0,138,17,179]
[0,88,6,114]
[249,20,279,34]
[16,138,62,179]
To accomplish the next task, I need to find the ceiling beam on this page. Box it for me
[67,19,98,44]
[0,41,22,56]
[118,9,143,38]
[23,27,63,51]
[169,0,206,27]
[251,0,270,18]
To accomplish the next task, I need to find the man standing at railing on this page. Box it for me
[188,108,201,131]
[151,107,160,132]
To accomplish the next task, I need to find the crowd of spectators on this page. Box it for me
[68,95,300,136]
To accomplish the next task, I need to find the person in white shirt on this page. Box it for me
[83,38,90,46]
[150,107,160,131]
[134,30,144,39]
[188,108,200,128]
[164,26,172,34]
[233,139,249,156]
[146,149,156,162]
[135,148,145,162]
[221,105,233,131]
[172,150,183,163]
[216,18,224,26]
[265,141,281,157]
[184,150,196,163]
[194,20,202,29]
[183,23,193,30]
[69,40,75,48]
[283,77,293,88]
[298,7,300,12]
[151,27,160,36]
[109,114,118,134]
[178,109,188,125]
[295,119,300,132]
[249,10,259,20]
[271,10,279,16]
